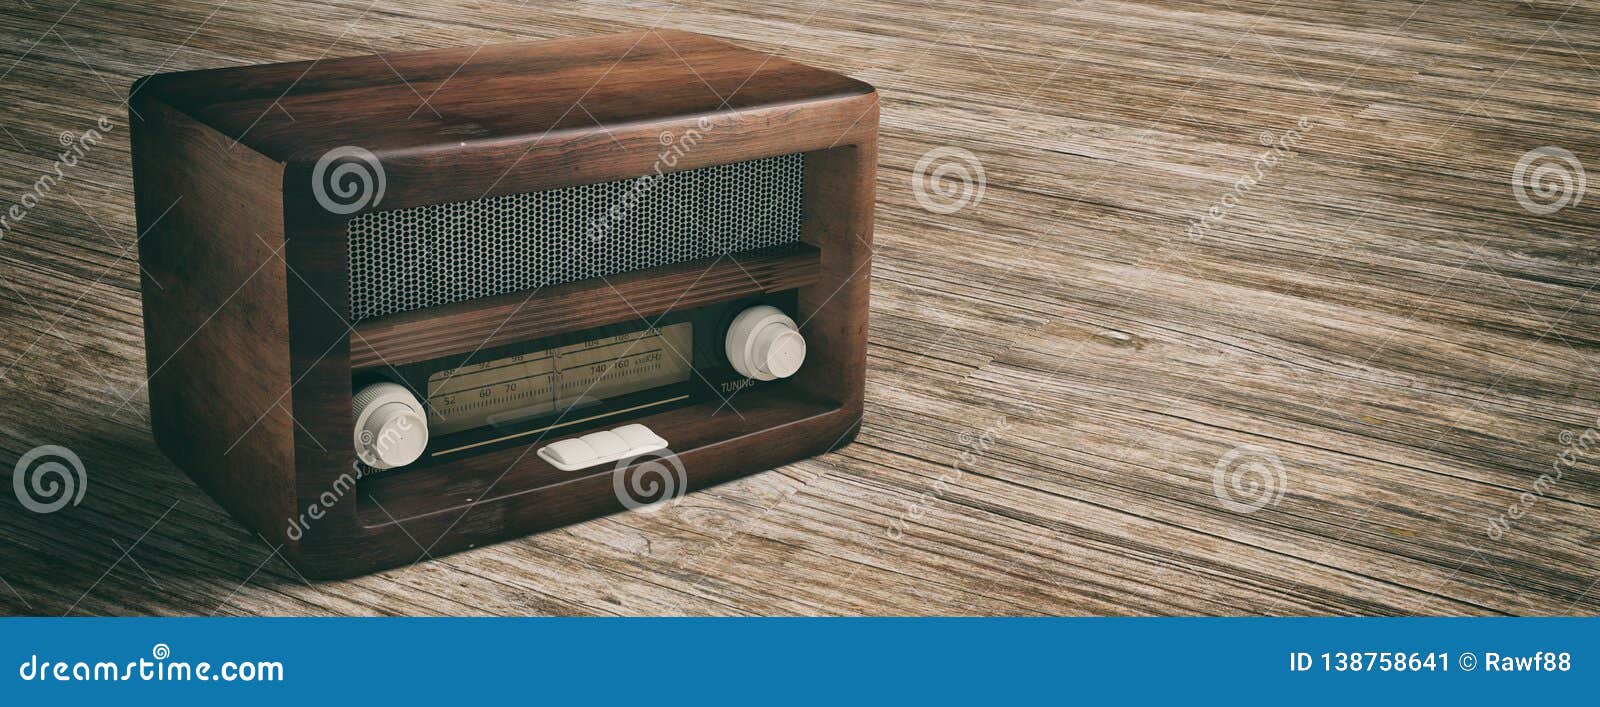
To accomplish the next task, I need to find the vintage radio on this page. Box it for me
[129,31,877,578]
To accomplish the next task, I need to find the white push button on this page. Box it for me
[725,305,807,381]
[538,423,670,472]
[539,438,596,468]
[578,431,629,458]
[613,424,667,450]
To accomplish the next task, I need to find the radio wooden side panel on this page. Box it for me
[129,96,298,541]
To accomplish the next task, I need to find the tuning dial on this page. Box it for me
[725,305,807,381]
[352,382,429,469]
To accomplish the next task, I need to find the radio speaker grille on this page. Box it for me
[348,153,805,322]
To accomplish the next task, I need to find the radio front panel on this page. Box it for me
[343,149,815,475]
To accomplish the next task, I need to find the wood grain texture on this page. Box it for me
[131,95,297,545]
[137,29,873,163]
[1,0,1598,613]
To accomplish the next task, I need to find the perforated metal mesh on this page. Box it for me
[348,153,805,322]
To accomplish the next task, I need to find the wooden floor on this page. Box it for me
[2,0,1598,615]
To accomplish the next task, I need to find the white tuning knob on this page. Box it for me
[352,382,429,469]
[725,305,807,381]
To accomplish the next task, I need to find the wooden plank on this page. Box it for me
[2,0,1597,615]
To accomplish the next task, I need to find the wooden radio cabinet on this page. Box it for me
[129,30,877,578]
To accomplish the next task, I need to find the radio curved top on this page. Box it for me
[132,29,875,165]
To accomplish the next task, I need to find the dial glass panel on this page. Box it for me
[425,323,693,436]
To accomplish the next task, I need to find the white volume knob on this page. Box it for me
[352,382,429,469]
[726,305,807,381]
